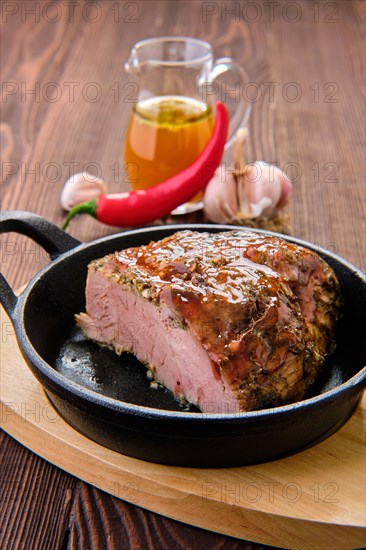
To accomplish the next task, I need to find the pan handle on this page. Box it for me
[0,210,81,317]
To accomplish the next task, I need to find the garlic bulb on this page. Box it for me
[242,161,292,218]
[203,129,293,224]
[60,172,106,211]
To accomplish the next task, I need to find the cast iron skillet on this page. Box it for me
[1,211,365,467]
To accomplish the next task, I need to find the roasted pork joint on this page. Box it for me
[77,230,341,413]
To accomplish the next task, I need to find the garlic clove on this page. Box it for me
[217,167,239,220]
[60,172,107,211]
[203,166,239,223]
[277,173,293,208]
[245,162,294,218]
[247,162,282,218]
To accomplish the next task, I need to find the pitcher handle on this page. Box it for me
[209,57,252,149]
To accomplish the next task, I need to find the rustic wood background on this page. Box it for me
[1,1,365,548]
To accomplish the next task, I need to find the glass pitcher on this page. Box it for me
[124,36,250,214]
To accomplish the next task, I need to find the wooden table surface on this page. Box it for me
[1,1,365,548]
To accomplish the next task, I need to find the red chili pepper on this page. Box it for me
[62,102,228,230]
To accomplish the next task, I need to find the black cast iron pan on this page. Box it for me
[1,211,365,467]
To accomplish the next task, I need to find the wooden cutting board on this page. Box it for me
[1,305,365,549]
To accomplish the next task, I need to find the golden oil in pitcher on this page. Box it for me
[124,95,214,205]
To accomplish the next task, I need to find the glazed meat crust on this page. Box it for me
[78,230,341,412]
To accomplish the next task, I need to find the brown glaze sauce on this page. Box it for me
[115,230,286,304]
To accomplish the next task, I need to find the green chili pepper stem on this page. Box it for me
[61,200,97,231]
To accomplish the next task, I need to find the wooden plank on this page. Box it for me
[0,431,76,550]
[66,483,272,550]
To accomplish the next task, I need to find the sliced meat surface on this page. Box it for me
[77,230,341,412]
